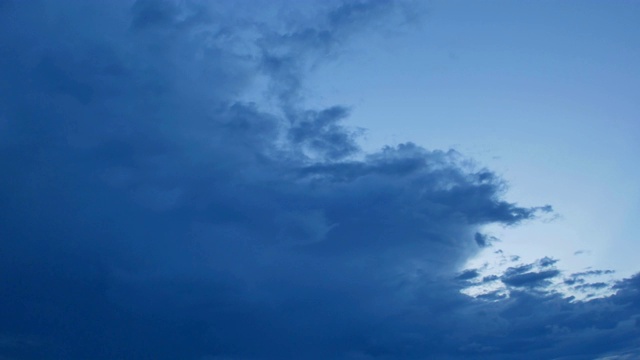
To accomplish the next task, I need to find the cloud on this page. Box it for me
[457,269,481,281]
[501,269,560,288]
[0,1,638,359]
[287,106,361,160]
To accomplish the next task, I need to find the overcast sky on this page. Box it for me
[1,1,639,359]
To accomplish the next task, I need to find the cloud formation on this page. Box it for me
[0,1,638,359]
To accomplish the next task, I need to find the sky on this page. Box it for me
[0,1,639,359]
[303,0,640,280]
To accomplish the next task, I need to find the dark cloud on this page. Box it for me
[457,269,481,281]
[573,269,616,277]
[504,263,536,277]
[538,256,558,267]
[473,231,505,248]
[501,269,561,288]
[483,274,500,283]
[562,269,617,295]
[287,106,361,160]
[575,282,609,291]
[0,1,638,359]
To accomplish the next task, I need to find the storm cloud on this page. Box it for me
[0,1,638,359]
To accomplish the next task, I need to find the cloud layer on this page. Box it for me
[0,1,638,359]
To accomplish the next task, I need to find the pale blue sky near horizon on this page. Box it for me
[303,0,640,277]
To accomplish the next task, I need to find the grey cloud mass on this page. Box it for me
[0,1,638,359]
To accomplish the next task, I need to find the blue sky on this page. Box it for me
[0,1,639,359]
[304,0,640,278]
